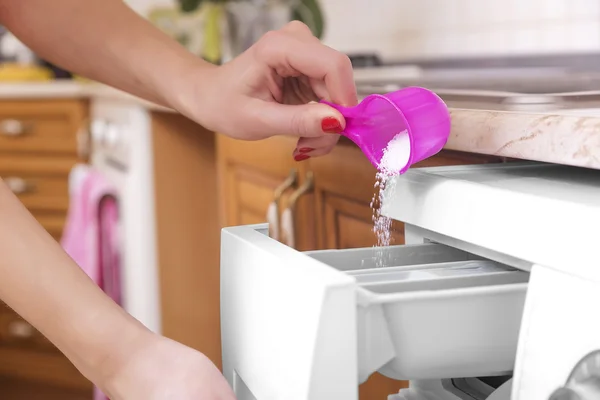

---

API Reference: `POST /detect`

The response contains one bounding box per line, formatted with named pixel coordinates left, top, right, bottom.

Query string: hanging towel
left=61, top=164, right=122, bottom=400
left=61, top=164, right=96, bottom=280
left=97, top=193, right=121, bottom=306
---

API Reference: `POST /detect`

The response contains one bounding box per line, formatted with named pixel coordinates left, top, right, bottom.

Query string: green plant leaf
left=178, top=0, right=204, bottom=13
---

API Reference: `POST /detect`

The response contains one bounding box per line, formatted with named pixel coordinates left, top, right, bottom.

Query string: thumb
left=250, top=101, right=345, bottom=138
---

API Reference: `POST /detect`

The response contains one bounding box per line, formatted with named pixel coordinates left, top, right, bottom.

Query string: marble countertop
left=449, top=108, right=600, bottom=170
left=0, top=81, right=599, bottom=170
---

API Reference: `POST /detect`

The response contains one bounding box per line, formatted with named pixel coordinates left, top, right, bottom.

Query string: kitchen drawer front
left=0, top=155, right=75, bottom=213
left=35, top=212, right=67, bottom=240
left=3, top=174, right=69, bottom=212
left=0, top=307, right=57, bottom=353
left=221, top=224, right=528, bottom=400
left=0, top=304, right=90, bottom=391
left=0, top=100, right=86, bottom=155
left=0, top=345, right=90, bottom=390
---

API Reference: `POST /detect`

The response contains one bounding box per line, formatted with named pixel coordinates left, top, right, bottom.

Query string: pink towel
left=61, top=164, right=121, bottom=400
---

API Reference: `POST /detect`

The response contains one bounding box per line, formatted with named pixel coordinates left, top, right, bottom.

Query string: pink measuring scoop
left=322, top=86, right=451, bottom=174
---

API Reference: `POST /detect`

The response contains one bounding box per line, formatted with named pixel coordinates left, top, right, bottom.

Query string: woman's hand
left=2, top=3, right=356, bottom=159
left=175, top=21, right=359, bottom=160
left=100, top=333, right=235, bottom=400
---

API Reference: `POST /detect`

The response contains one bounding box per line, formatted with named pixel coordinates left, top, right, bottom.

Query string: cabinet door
left=306, top=141, right=400, bottom=250
left=216, top=135, right=316, bottom=250
left=307, top=141, right=503, bottom=399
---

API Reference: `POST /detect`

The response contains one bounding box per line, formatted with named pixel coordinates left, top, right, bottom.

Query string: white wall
left=320, top=0, right=600, bottom=60
left=126, top=0, right=600, bottom=61
left=125, top=0, right=174, bottom=15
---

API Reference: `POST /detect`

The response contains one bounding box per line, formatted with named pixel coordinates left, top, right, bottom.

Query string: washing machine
left=220, top=162, right=600, bottom=400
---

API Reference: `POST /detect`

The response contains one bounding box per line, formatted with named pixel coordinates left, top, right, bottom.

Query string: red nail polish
left=298, top=147, right=314, bottom=153
left=294, top=154, right=310, bottom=162
left=321, top=117, right=342, bottom=133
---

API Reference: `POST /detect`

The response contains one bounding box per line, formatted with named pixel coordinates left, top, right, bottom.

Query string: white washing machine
left=87, top=97, right=162, bottom=334
left=220, top=162, right=600, bottom=400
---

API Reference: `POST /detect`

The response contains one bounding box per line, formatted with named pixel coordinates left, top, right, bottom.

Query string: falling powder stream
left=371, top=130, right=411, bottom=267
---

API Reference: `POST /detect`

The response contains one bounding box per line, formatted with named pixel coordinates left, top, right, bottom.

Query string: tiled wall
left=320, top=0, right=600, bottom=60
left=126, top=0, right=600, bottom=61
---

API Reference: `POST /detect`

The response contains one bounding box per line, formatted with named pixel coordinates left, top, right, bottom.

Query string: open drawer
left=221, top=224, right=528, bottom=400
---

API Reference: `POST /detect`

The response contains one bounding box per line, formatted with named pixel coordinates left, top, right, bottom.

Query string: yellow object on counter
left=0, top=63, right=53, bottom=81
left=72, top=75, right=92, bottom=82
left=203, top=3, right=222, bottom=64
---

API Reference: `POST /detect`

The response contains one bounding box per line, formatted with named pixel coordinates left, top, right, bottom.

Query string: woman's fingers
left=244, top=99, right=344, bottom=139
left=253, top=23, right=358, bottom=107
left=292, top=134, right=340, bottom=161
left=280, top=20, right=317, bottom=39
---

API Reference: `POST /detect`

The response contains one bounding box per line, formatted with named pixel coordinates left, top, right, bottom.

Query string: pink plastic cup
left=322, top=86, right=451, bottom=174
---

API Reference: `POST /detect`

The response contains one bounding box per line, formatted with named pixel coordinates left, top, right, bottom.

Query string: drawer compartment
left=308, top=246, right=528, bottom=382
left=220, top=224, right=529, bottom=400
left=354, top=266, right=527, bottom=382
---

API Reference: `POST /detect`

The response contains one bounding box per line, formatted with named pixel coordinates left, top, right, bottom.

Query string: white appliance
left=220, top=162, right=600, bottom=400
left=88, top=98, right=162, bottom=334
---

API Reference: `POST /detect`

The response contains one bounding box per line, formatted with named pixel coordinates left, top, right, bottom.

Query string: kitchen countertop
left=0, top=81, right=174, bottom=112
left=449, top=108, right=600, bottom=170
left=0, top=81, right=599, bottom=170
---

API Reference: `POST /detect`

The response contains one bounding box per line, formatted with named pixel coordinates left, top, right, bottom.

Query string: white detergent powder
left=378, top=131, right=411, bottom=177
left=371, top=130, right=411, bottom=267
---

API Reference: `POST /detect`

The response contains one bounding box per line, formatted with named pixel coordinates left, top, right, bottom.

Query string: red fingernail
left=298, top=147, right=314, bottom=153
left=294, top=154, right=310, bottom=162
left=321, top=117, right=343, bottom=133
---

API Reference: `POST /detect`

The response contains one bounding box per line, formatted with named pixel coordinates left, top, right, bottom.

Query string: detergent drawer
left=349, top=260, right=527, bottom=382
left=220, top=225, right=528, bottom=400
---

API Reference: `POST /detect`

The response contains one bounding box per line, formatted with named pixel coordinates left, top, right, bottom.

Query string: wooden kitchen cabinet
left=216, top=135, right=503, bottom=399
left=151, top=112, right=224, bottom=368
left=217, top=135, right=300, bottom=226
left=0, top=99, right=92, bottom=399
left=0, top=106, right=225, bottom=400
left=308, top=140, right=405, bottom=250
left=217, top=134, right=318, bottom=251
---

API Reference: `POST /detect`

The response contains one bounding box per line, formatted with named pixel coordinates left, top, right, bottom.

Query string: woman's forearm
left=0, top=0, right=213, bottom=108
left=0, top=181, right=148, bottom=382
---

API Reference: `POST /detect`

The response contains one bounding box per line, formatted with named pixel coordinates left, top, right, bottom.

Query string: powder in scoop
left=371, top=130, right=411, bottom=267
left=378, top=130, right=411, bottom=176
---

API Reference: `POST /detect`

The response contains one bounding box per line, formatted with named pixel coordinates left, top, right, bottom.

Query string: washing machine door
left=547, top=350, right=600, bottom=400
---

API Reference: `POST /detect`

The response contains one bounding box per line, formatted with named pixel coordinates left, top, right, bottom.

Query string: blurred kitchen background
left=0, top=0, right=599, bottom=399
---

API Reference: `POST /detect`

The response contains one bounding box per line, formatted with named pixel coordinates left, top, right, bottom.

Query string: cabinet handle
left=287, top=172, right=313, bottom=210
left=281, top=172, right=314, bottom=248
left=0, top=119, right=32, bottom=137
left=274, top=169, right=298, bottom=203
left=7, top=320, right=34, bottom=339
left=4, top=177, right=35, bottom=194
left=267, top=169, right=297, bottom=240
